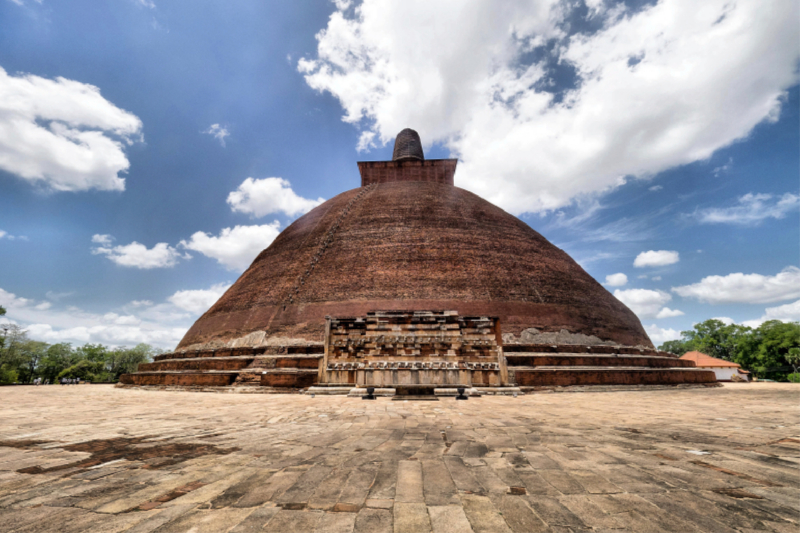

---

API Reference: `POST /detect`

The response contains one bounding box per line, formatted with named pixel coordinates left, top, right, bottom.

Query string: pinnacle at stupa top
left=358, top=127, right=457, bottom=187
left=392, top=128, right=424, bottom=161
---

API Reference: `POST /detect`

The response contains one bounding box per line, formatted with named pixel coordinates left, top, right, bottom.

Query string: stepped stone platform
left=120, top=338, right=717, bottom=393
left=120, top=345, right=325, bottom=391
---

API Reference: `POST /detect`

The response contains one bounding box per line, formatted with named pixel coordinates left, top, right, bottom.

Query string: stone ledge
left=519, top=382, right=723, bottom=393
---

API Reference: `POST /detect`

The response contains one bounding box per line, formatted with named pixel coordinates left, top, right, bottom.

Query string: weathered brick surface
left=514, top=368, right=717, bottom=387
left=505, top=355, right=696, bottom=368
left=358, top=159, right=457, bottom=186
left=261, top=371, right=318, bottom=388
left=138, top=359, right=254, bottom=372
left=125, top=373, right=237, bottom=387
left=178, top=181, right=651, bottom=349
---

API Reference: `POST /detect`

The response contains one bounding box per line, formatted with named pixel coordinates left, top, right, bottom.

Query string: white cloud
left=300, top=0, right=799, bottom=215
left=673, top=266, right=800, bottom=304
left=0, top=66, right=143, bottom=192
left=644, top=324, right=682, bottom=345
left=168, top=282, right=231, bottom=314
left=694, top=192, right=799, bottom=225
left=651, top=276, right=662, bottom=281
left=91, top=233, right=113, bottom=245
left=712, top=316, right=735, bottom=325
left=634, top=250, right=679, bottom=268
left=92, top=238, right=184, bottom=269
left=0, top=281, right=237, bottom=349
left=712, top=158, right=732, bottom=177
left=649, top=185, right=663, bottom=192
left=203, top=123, right=230, bottom=147
left=134, top=0, right=156, bottom=8
left=605, top=273, right=628, bottom=287
left=614, top=288, right=673, bottom=319
left=0, top=287, right=31, bottom=309
left=761, top=300, right=800, bottom=322
left=24, top=322, right=184, bottom=348
left=180, top=223, right=281, bottom=271
left=227, top=177, right=324, bottom=218
left=655, top=307, right=684, bottom=319
left=0, top=230, right=27, bottom=241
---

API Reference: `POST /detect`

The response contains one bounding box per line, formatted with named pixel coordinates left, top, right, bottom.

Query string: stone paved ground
left=0, top=384, right=798, bottom=533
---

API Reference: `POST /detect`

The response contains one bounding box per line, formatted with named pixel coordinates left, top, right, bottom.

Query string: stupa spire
left=392, top=128, right=424, bottom=162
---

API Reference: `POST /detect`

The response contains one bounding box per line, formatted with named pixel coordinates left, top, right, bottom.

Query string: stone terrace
left=0, top=384, right=798, bottom=533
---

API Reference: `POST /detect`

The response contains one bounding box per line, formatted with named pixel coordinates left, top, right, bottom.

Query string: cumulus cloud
left=168, top=282, right=231, bottom=314
left=694, top=192, right=799, bottom=225
left=0, top=287, right=31, bottom=309
left=605, top=273, right=628, bottom=287
left=91, top=233, right=113, bottom=245
left=227, top=177, right=324, bottom=218
left=299, top=0, right=799, bottom=215
left=614, top=288, right=681, bottom=319
left=673, top=266, right=800, bottom=304
left=0, top=66, right=143, bottom=191
left=92, top=237, right=185, bottom=269
left=645, top=324, right=682, bottom=345
left=634, top=250, right=679, bottom=268
left=0, top=281, right=234, bottom=348
left=655, top=307, right=684, bottom=319
left=180, top=223, right=281, bottom=271
left=742, top=300, right=800, bottom=328
left=203, top=124, right=230, bottom=147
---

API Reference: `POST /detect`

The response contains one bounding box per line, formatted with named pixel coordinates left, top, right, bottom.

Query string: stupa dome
left=178, top=141, right=651, bottom=350
left=123, top=129, right=717, bottom=392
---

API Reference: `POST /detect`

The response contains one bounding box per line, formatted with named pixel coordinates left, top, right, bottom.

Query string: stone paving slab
left=0, top=384, right=797, bottom=532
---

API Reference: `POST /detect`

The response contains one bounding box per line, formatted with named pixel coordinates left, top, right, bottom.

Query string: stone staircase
left=504, top=344, right=718, bottom=390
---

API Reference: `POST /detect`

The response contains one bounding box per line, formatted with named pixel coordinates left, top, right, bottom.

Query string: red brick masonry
left=178, top=182, right=652, bottom=349
left=358, top=159, right=457, bottom=186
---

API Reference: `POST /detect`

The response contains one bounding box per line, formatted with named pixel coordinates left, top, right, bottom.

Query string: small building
left=680, top=351, right=750, bottom=382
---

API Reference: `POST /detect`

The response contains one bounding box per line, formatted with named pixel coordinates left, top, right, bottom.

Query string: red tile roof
left=680, top=351, right=740, bottom=368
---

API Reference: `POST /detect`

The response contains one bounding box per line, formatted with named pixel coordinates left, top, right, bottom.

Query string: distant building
left=680, top=351, right=750, bottom=382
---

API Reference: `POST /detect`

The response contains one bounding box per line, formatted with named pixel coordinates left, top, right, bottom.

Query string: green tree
left=106, top=343, right=158, bottom=381
left=0, top=324, right=29, bottom=384
left=682, top=319, right=752, bottom=361
left=658, top=339, right=692, bottom=356
left=39, top=343, right=79, bottom=383
left=57, top=359, right=105, bottom=382
left=16, top=340, right=48, bottom=383
left=744, top=321, right=800, bottom=381
left=787, top=347, right=800, bottom=374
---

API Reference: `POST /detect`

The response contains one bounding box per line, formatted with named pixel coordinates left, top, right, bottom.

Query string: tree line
left=659, top=319, right=800, bottom=382
left=0, top=306, right=160, bottom=384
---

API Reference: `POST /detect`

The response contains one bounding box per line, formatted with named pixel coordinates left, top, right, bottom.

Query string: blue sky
left=0, top=0, right=797, bottom=348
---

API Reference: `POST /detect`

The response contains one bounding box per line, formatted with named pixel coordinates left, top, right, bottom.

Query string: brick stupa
left=121, top=129, right=716, bottom=394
